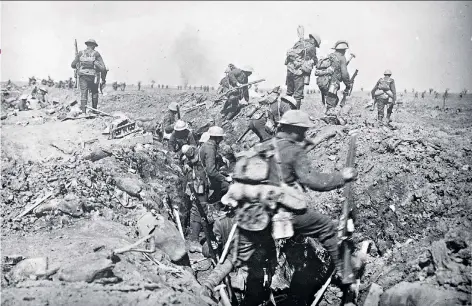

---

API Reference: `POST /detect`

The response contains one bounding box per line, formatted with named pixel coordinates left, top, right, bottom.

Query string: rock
left=83, top=148, right=112, bottom=162
left=9, top=257, right=48, bottom=283
left=116, top=134, right=153, bottom=148
left=57, top=194, right=83, bottom=217
left=114, top=176, right=144, bottom=197
left=379, top=282, right=463, bottom=306
left=363, top=283, right=383, bottom=306
left=57, top=253, right=114, bottom=283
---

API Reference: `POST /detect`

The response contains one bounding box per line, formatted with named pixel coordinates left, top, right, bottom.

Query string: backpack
left=378, top=77, right=392, bottom=91
left=229, top=138, right=307, bottom=212
left=316, top=53, right=340, bottom=93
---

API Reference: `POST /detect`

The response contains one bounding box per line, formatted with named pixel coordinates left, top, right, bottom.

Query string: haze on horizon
left=1, top=1, right=471, bottom=92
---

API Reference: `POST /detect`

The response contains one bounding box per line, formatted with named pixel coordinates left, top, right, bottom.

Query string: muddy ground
left=1, top=84, right=471, bottom=306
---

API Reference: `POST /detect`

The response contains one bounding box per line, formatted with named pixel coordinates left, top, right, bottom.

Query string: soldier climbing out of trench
left=71, top=39, right=107, bottom=114
left=248, top=93, right=298, bottom=142
left=200, top=110, right=359, bottom=306
left=160, top=102, right=180, bottom=141
left=221, top=66, right=254, bottom=120
left=371, top=69, right=397, bottom=126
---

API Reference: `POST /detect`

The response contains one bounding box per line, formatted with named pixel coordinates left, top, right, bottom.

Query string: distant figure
left=434, top=91, right=439, bottom=99
left=71, top=38, right=107, bottom=113
left=137, top=81, right=141, bottom=91
left=166, top=85, right=168, bottom=89
left=421, top=91, right=425, bottom=99
left=112, top=81, right=118, bottom=91
left=286, top=32, right=320, bottom=109
left=371, top=69, right=396, bottom=125
left=120, top=82, right=126, bottom=91
left=415, top=92, right=418, bottom=99
left=68, top=77, right=74, bottom=89
left=29, top=77, right=37, bottom=86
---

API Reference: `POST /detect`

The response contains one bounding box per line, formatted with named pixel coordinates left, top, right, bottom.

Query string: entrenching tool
left=338, top=133, right=358, bottom=285
left=112, top=234, right=155, bottom=255
left=346, top=53, right=356, bottom=66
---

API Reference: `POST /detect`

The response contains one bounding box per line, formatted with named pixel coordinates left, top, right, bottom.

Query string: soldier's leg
left=249, top=118, right=272, bottom=142
left=90, top=80, right=100, bottom=110
left=286, top=72, right=295, bottom=97
left=79, top=76, right=89, bottom=113
left=293, top=75, right=305, bottom=109
left=292, top=207, right=342, bottom=275
left=386, top=102, right=394, bottom=122
left=225, top=97, right=241, bottom=120
left=377, top=99, right=386, bottom=122
left=325, top=92, right=339, bottom=115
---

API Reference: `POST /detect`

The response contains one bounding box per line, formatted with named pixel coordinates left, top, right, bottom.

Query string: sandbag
left=152, top=215, right=187, bottom=262
left=114, top=176, right=143, bottom=197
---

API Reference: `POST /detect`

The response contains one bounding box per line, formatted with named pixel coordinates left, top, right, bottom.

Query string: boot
left=80, top=100, right=87, bottom=114
left=296, top=99, right=302, bottom=110
left=91, top=94, right=99, bottom=113
left=386, top=113, right=392, bottom=123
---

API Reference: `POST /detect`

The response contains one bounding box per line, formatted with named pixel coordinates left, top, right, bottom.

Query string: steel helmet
left=309, top=33, right=321, bottom=47
left=384, top=69, right=392, bottom=75
left=168, top=102, right=179, bottom=112
left=280, top=96, right=297, bottom=108
left=208, top=126, right=226, bottom=137
left=174, top=120, right=188, bottom=131
left=199, top=132, right=210, bottom=143
left=242, top=66, right=254, bottom=73
left=85, top=39, right=98, bottom=47
left=19, top=94, right=28, bottom=100
left=332, top=40, right=349, bottom=50
left=39, top=87, right=48, bottom=93
left=278, top=110, right=315, bottom=128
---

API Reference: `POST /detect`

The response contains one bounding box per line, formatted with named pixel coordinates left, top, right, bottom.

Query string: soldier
left=434, top=91, right=439, bottom=99
left=421, top=91, right=425, bottom=99
left=38, top=87, right=48, bottom=104
left=112, top=81, right=118, bottom=91
left=71, top=39, right=107, bottom=113
left=162, top=102, right=180, bottom=135
left=121, top=82, right=126, bottom=91
left=201, top=110, right=358, bottom=305
left=199, top=126, right=230, bottom=203
left=29, top=77, right=36, bottom=86
left=221, top=66, right=254, bottom=120
left=168, top=120, right=197, bottom=153
left=137, top=81, right=141, bottom=91
left=371, top=69, right=397, bottom=125
left=316, top=40, right=351, bottom=116
left=285, top=33, right=321, bottom=109
left=248, top=94, right=297, bottom=142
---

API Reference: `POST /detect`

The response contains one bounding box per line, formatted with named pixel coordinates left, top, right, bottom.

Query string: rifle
left=340, top=69, right=358, bottom=108
left=74, top=39, right=79, bottom=89
left=236, top=127, right=252, bottom=143
left=182, top=101, right=206, bottom=113
left=187, top=183, right=236, bottom=302
left=214, top=79, right=266, bottom=103
left=338, top=135, right=357, bottom=285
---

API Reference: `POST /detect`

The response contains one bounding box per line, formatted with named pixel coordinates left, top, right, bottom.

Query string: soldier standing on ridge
left=285, top=32, right=320, bottom=109
left=71, top=39, right=107, bottom=113
left=371, top=69, right=397, bottom=125
left=221, top=66, right=253, bottom=120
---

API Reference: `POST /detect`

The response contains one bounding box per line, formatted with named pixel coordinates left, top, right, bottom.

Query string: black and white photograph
left=1, top=1, right=471, bottom=306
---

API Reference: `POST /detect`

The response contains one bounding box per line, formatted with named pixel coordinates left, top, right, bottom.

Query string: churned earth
left=1, top=83, right=471, bottom=306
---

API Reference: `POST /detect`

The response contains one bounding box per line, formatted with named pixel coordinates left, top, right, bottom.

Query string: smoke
left=171, top=25, right=217, bottom=87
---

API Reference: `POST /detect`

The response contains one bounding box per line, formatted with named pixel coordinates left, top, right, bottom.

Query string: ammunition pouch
left=78, top=68, right=97, bottom=77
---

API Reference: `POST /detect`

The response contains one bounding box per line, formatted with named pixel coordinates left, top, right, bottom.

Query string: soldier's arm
left=340, top=57, right=351, bottom=87
left=295, top=152, right=346, bottom=191
left=203, top=147, right=226, bottom=181
left=168, top=134, right=176, bottom=151
left=371, top=81, right=379, bottom=99
left=71, top=51, right=81, bottom=69
left=390, top=80, right=397, bottom=102
left=228, top=71, right=239, bottom=87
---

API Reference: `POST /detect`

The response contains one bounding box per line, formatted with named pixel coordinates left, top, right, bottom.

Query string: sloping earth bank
left=2, top=85, right=471, bottom=305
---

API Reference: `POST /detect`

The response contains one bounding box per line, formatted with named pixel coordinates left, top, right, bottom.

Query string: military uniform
left=202, top=111, right=356, bottom=305
left=371, top=70, right=396, bottom=123
left=162, top=110, right=179, bottom=134
left=285, top=34, right=320, bottom=109
left=168, top=130, right=196, bottom=152
left=199, top=138, right=229, bottom=202
left=249, top=95, right=296, bottom=142
left=320, top=51, right=350, bottom=113
left=71, top=39, right=107, bottom=113
left=221, top=67, right=252, bottom=120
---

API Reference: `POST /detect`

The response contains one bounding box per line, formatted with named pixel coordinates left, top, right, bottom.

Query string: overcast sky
left=1, top=1, right=471, bottom=92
